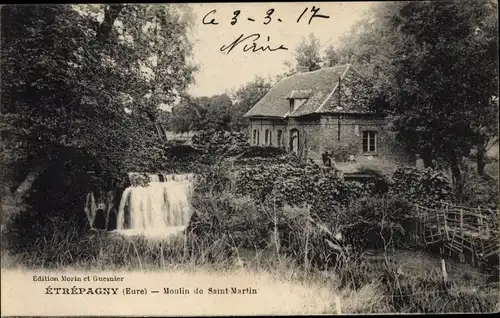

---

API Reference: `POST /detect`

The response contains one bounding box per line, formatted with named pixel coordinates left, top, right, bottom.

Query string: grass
left=1, top=178, right=498, bottom=314
left=1, top=221, right=498, bottom=314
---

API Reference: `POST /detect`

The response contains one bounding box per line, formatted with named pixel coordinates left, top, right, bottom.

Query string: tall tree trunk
left=96, top=5, right=124, bottom=42
left=449, top=152, right=463, bottom=194
left=476, top=147, right=486, bottom=177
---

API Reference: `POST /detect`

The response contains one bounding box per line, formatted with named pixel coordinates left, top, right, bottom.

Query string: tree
left=294, top=33, right=322, bottom=71
left=168, top=94, right=233, bottom=132
left=229, top=76, right=272, bottom=131
left=323, top=44, right=340, bottom=67
left=0, top=4, right=197, bottom=218
left=337, top=1, right=499, bottom=188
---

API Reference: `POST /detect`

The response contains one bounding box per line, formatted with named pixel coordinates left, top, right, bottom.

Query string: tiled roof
left=244, top=65, right=349, bottom=118
left=285, top=89, right=312, bottom=99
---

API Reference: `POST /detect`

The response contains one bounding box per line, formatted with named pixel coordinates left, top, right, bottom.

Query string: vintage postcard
left=1, top=1, right=499, bottom=316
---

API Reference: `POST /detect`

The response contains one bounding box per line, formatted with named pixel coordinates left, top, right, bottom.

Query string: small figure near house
left=322, top=151, right=337, bottom=169
left=348, top=154, right=356, bottom=163
left=321, top=151, right=328, bottom=166
left=322, top=151, right=332, bottom=167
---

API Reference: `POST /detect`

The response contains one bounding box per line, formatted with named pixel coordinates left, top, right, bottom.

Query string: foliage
left=459, top=164, right=499, bottom=209
left=0, top=4, right=197, bottom=219
left=337, top=71, right=379, bottom=113
left=189, top=192, right=271, bottom=250
left=390, top=166, right=453, bottom=208
left=168, top=76, right=273, bottom=133
left=274, top=205, right=349, bottom=271
left=160, top=144, right=205, bottom=173
left=323, top=44, right=340, bottom=67
left=237, top=146, right=287, bottom=158
left=341, top=195, right=417, bottom=249
left=233, top=153, right=297, bottom=166
left=191, top=129, right=248, bottom=164
left=328, top=143, right=359, bottom=163
left=294, top=33, right=322, bottom=71
left=338, top=0, right=499, bottom=182
left=229, top=76, right=273, bottom=131
left=235, top=162, right=372, bottom=218
left=168, top=94, right=233, bottom=133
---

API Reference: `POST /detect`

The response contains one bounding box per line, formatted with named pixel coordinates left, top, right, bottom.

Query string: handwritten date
left=203, top=6, right=329, bottom=26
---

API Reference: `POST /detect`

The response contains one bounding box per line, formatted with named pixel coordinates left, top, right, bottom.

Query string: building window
left=277, top=130, right=283, bottom=147
left=264, top=129, right=272, bottom=146
left=290, top=129, right=299, bottom=154
left=252, top=129, right=260, bottom=145
left=363, top=131, right=377, bottom=153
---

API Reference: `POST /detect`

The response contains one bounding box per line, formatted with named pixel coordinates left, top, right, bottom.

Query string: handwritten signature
left=220, top=33, right=288, bottom=54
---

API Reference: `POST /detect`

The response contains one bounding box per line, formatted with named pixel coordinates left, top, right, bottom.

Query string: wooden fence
left=414, top=203, right=499, bottom=266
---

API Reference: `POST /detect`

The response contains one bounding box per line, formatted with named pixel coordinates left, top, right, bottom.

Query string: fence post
left=460, top=208, right=465, bottom=263
left=441, top=258, right=448, bottom=285
left=304, top=206, right=310, bottom=273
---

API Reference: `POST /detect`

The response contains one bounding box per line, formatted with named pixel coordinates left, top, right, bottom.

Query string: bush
left=459, top=164, right=499, bottom=209
left=276, top=204, right=356, bottom=271
left=340, top=195, right=417, bottom=249
left=188, top=192, right=271, bottom=251
left=187, top=189, right=354, bottom=271
left=194, top=161, right=235, bottom=193
left=233, top=152, right=300, bottom=166
left=390, top=166, right=453, bottom=208
left=237, top=146, right=287, bottom=159
left=192, top=129, right=248, bottom=164
left=235, top=162, right=372, bottom=225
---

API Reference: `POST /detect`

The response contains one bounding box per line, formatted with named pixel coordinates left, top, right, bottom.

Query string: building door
left=290, top=129, right=299, bottom=154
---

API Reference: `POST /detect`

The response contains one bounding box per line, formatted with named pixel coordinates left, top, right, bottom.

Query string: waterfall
left=115, top=173, right=195, bottom=238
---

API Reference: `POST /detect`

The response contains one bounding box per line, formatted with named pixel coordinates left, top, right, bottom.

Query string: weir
left=114, top=173, right=196, bottom=238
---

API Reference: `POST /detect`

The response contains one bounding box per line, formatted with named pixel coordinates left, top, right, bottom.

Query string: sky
left=186, top=2, right=374, bottom=97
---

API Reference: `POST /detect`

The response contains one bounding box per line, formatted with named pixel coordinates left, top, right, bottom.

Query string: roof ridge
left=287, top=64, right=351, bottom=117
left=313, top=64, right=351, bottom=113
left=293, top=64, right=350, bottom=75
left=245, top=64, right=357, bottom=118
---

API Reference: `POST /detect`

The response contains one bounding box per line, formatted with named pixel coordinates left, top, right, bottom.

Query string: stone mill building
left=243, top=64, right=414, bottom=175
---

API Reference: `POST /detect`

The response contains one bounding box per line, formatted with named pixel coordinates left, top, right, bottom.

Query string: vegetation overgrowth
left=2, top=147, right=499, bottom=313
left=1, top=1, right=499, bottom=314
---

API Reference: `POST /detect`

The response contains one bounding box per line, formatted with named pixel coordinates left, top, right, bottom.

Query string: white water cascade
left=115, top=173, right=196, bottom=238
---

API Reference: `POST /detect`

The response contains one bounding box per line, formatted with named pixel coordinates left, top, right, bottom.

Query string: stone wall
left=248, top=115, right=414, bottom=170
left=248, top=118, right=287, bottom=148
left=316, top=114, right=414, bottom=173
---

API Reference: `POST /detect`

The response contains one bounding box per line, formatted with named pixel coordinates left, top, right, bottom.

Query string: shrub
left=237, top=146, right=287, bottom=159
left=233, top=152, right=300, bottom=166
left=188, top=192, right=271, bottom=251
left=187, top=188, right=356, bottom=271
left=236, top=162, right=371, bottom=207
left=192, top=129, right=248, bottom=164
left=276, top=204, right=354, bottom=271
left=390, top=166, right=453, bottom=208
left=195, top=161, right=235, bottom=193
left=341, top=195, right=417, bottom=249
left=459, top=164, right=499, bottom=209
